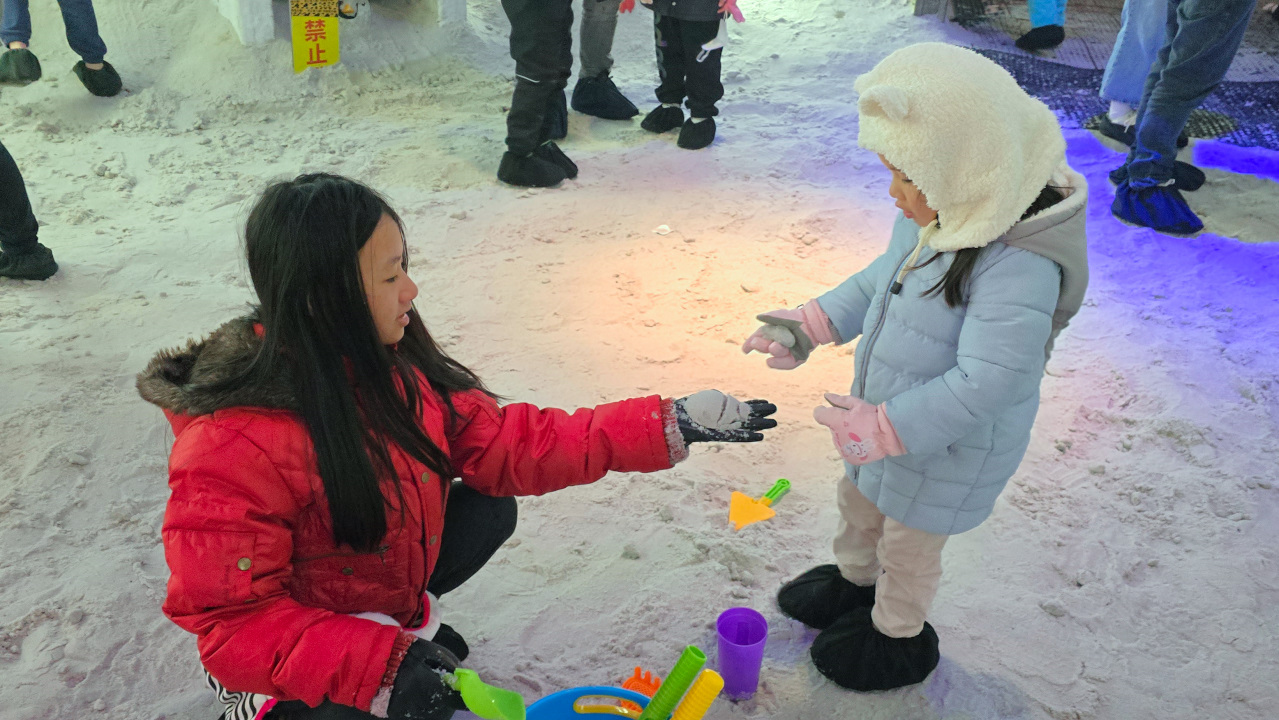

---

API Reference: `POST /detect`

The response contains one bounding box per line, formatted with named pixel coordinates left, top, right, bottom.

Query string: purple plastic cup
left=716, top=607, right=769, bottom=700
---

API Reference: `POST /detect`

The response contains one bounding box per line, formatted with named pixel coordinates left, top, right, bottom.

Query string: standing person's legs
left=0, top=0, right=42, bottom=86
left=1114, top=0, right=1255, bottom=233
left=0, top=140, right=57, bottom=280
left=810, top=484, right=948, bottom=691
left=55, top=0, right=108, bottom=63
left=832, top=478, right=885, bottom=586
left=1, top=0, right=33, bottom=47
left=640, top=11, right=687, bottom=133
left=579, top=0, right=621, bottom=79
left=1017, top=0, right=1067, bottom=49
left=1101, top=0, right=1169, bottom=111
left=572, top=0, right=638, bottom=119
left=499, top=0, right=575, bottom=185
left=674, top=17, right=722, bottom=149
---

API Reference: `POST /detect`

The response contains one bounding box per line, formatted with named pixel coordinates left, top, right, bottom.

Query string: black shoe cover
left=1015, top=25, right=1065, bottom=51
left=677, top=117, right=716, bottom=150
left=533, top=141, right=578, bottom=179
left=0, top=242, right=58, bottom=280
left=641, top=105, right=684, bottom=134
left=497, top=151, right=566, bottom=188
left=73, top=60, right=122, bottom=97
left=571, top=74, right=639, bottom=120
left=0, top=48, right=41, bottom=85
left=433, top=623, right=469, bottom=663
left=1111, top=181, right=1203, bottom=235
left=777, top=564, right=876, bottom=630
left=811, top=607, right=940, bottom=692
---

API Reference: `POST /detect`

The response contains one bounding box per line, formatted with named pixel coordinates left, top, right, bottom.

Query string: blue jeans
left=1125, top=0, right=1255, bottom=186
left=1, top=0, right=108, bottom=64
left=1029, top=0, right=1068, bottom=27
left=1100, top=0, right=1168, bottom=105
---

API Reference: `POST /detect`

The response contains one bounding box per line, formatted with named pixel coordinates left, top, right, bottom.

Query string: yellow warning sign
left=290, top=0, right=339, bottom=73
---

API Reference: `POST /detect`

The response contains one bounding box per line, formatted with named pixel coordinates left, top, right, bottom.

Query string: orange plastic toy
left=619, top=667, right=662, bottom=713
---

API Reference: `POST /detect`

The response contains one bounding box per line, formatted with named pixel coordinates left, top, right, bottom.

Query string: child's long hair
left=237, top=173, right=490, bottom=552
left=919, top=184, right=1065, bottom=308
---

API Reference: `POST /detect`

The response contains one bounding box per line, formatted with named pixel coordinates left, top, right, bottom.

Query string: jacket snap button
left=421, top=472, right=430, bottom=483
left=428, top=535, right=438, bottom=546
left=341, top=567, right=354, bottom=575
left=237, top=557, right=252, bottom=571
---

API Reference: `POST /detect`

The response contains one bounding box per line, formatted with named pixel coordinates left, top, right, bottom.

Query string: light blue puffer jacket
left=818, top=191, right=1086, bottom=535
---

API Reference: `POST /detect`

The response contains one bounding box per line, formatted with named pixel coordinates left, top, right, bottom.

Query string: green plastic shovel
left=445, top=669, right=526, bottom=720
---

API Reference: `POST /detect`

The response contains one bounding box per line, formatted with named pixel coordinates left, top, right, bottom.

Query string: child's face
left=358, top=214, right=419, bottom=345
left=879, top=154, right=938, bottom=228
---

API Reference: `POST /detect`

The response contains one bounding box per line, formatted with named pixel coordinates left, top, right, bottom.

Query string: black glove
left=387, top=640, right=468, bottom=720
left=675, top=390, right=778, bottom=444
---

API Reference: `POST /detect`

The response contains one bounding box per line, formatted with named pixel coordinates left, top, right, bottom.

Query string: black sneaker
left=0, top=242, right=58, bottom=280
left=1015, top=25, right=1065, bottom=51
left=811, top=607, right=940, bottom=692
left=73, top=60, right=122, bottom=97
left=641, top=105, right=684, bottom=134
left=0, top=48, right=42, bottom=86
left=571, top=74, right=639, bottom=120
left=497, top=151, right=566, bottom=188
left=532, top=141, right=577, bottom=179
left=432, top=623, right=469, bottom=663
left=543, top=90, right=568, bottom=141
left=777, top=564, right=876, bottom=630
left=676, top=117, right=716, bottom=149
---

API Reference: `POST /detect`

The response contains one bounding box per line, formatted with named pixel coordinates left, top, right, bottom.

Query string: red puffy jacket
left=138, top=318, right=678, bottom=711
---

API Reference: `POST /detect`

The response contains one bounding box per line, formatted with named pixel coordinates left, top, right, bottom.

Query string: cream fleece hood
left=855, top=43, right=1067, bottom=252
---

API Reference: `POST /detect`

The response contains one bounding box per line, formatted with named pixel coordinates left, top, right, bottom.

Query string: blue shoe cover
left=1111, top=181, right=1204, bottom=235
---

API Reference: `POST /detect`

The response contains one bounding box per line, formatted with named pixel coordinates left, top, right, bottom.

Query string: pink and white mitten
left=812, top=393, right=905, bottom=465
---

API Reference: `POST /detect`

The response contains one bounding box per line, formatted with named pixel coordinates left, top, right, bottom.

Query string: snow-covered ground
left=1, top=1, right=1277, bottom=718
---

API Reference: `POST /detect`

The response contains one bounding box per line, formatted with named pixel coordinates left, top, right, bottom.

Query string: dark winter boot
left=777, top=564, right=877, bottom=630
left=810, top=607, right=940, bottom=692
left=432, top=623, right=469, bottom=662
left=677, top=117, right=716, bottom=150
left=641, top=105, right=684, bottom=134
left=542, top=89, right=568, bottom=141
left=497, top=151, right=566, bottom=188
left=571, top=74, right=639, bottom=120
left=1109, top=161, right=1204, bottom=191
left=1015, top=25, right=1065, bottom=51
left=0, top=48, right=42, bottom=86
left=1111, top=181, right=1203, bottom=235
left=0, top=242, right=58, bottom=280
left=532, top=141, right=578, bottom=179
left=73, top=60, right=122, bottom=97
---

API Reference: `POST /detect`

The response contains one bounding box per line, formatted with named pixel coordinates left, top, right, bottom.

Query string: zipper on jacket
left=857, top=249, right=915, bottom=399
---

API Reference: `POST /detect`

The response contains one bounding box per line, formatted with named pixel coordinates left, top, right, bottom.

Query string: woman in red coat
left=137, top=173, right=776, bottom=720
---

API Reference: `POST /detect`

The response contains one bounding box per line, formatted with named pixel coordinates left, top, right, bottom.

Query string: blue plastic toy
left=526, top=686, right=651, bottom=719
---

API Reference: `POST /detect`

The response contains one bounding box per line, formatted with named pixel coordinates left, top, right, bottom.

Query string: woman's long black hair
left=241, top=173, right=490, bottom=552
left=917, top=184, right=1065, bottom=308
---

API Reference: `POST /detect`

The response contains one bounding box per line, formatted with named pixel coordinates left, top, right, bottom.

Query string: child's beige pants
left=833, top=478, right=949, bottom=639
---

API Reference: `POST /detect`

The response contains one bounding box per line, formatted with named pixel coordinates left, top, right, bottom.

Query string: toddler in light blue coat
left=742, top=43, right=1089, bottom=692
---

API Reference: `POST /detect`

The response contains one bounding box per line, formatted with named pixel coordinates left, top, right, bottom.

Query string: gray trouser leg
left=579, top=0, right=622, bottom=79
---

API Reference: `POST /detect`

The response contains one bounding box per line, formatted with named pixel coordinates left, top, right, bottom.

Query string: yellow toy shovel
left=729, top=479, right=790, bottom=531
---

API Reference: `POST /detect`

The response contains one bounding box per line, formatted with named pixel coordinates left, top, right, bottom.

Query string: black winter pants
left=501, top=0, right=574, bottom=155
left=266, top=484, right=518, bottom=720
left=0, top=139, right=39, bottom=256
left=653, top=12, right=723, bottom=119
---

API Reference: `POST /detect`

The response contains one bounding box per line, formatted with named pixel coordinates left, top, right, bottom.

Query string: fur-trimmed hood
left=854, top=43, right=1067, bottom=252
left=136, top=316, right=298, bottom=416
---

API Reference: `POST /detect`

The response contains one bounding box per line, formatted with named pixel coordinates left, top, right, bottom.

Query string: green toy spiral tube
left=636, top=646, right=706, bottom=720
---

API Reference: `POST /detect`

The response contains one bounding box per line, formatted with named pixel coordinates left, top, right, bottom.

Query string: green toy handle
left=762, top=479, right=790, bottom=505
left=636, top=646, right=706, bottom=720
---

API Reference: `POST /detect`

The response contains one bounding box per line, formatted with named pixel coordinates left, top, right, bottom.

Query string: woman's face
left=358, top=214, right=419, bottom=345
left=879, top=154, right=938, bottom=227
